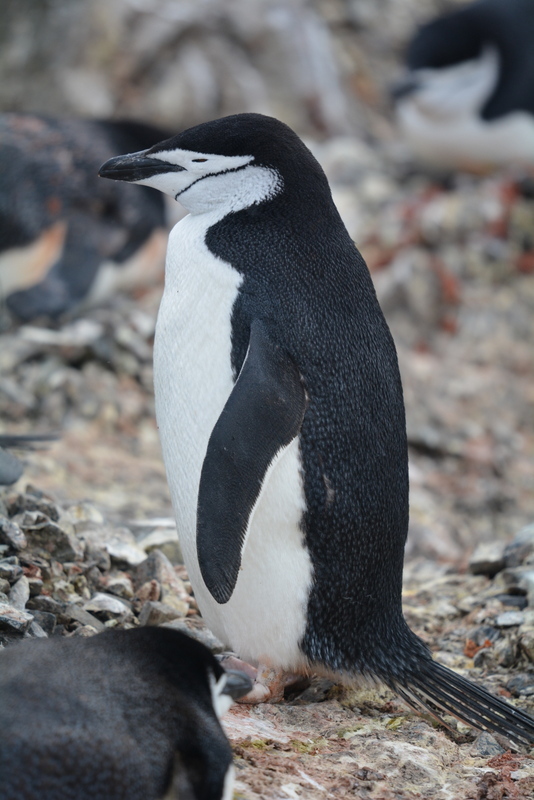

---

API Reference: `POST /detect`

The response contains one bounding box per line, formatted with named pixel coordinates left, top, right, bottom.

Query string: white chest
left=154, top=213, right=241, bottom=541
left=153, top=212, right=312, bottom=669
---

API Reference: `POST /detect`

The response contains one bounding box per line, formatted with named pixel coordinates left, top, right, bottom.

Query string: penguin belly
left=154, top=215, right=313, bottom=670
left=398, top=101, right=534, bottom=166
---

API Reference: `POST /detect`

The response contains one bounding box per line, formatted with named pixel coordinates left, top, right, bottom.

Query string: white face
left=133, top=147, right=283, bottom=216
left=406, top=46, right=499, bottom=120
left=209, top=671, right=234, bottom=719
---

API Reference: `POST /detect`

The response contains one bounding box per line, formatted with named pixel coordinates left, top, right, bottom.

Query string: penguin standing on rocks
left=0, top=627, right=251, bottom=800
left=100, top=113, right=534, bottom=745
left=393, top=0, right=534, bottom=168
left=0, top=114, right=170, bottom=321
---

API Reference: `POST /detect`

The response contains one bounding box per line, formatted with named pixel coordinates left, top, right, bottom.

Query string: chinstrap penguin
left=0, top=114, right=170, bottom=322
left=100, top=112, right=534, bottom=745
left=393, top=0, right=534, bottom=168
left=0, top=627, right=251, bottom=800
left=0, top=433, right=58, bottom=485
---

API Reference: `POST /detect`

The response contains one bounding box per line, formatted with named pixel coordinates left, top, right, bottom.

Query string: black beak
left=98, top=150, right=186, bottom=182
left=221, top=669, right=253, bottom=700
left=390, top=75, right=422, bottom=101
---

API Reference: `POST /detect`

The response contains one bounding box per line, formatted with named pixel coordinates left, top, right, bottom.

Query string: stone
left=102, top=574, right=134, bottom=600
left=0, top=517, right=27, bottom=551
left=0, top=578, right=10, bottom=594
left=26, top=595, right=65, bottom=616
left=495, top=611, right=524, bottom=628
left=5, top=491, right=60, bottom=521
left=469, top=732, right=505, bottom=757
left=493, top=638, right=517, bottom=668
left=504, top=524, right=534, bottom=568
left=27, top=577, right=44, bottom=596
left=519, top=628, right=534, bottom=662
left=506, top=673, right=534, bottom=696
left=106, top=538, right=146, bottom=568
left=67, top=501, right=105, bottom=531
left=69, top=624, right=99, bottom=637
left=83, top=592, right=133, bottom=622
left=135, top=550, right=189, bottom=607
left=0, top=602, right=33, bottom=634
left=0, top=561, right=23, bottom=583
left=29, top=609, right=57, bottom=636
left=13, top=511, right=84, bottom=561
left=85, top=542, right=111, bottom=572
left=64, top=603, right=105, bottom=632
left=468, top=542, right=506, bottom=577
left=8, top=576, right=30, bottom=610
left=496, top=568, right=534, bottom=606
left=138, top=526, right=183, bottom=564
left=139, top=600, right=188, bottom=626
left=29, top=620, right=48, bottom=638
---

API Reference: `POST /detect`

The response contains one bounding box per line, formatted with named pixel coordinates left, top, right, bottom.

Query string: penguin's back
left=204, top=191, right=410, bottom=673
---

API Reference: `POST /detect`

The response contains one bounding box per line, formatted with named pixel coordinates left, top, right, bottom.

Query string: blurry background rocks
left=0, top=0, right=443, bottom=137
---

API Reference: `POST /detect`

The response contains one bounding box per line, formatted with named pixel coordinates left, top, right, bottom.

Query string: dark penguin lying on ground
left=0, top=433, right=58, bottom=485
left=393, top=0, right=534, bottom=168
left=0, top=114, right=170, bottom=321
left=0, top=627, right=251, bottom=800
left=100, top=113, right=534, bottom=746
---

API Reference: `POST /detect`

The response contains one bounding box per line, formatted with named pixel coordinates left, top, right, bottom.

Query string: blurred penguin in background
left=393, top=0, right=534, bottom=169
left=0, top=433, right=58, bottom=485
left=0, top=627, right=252, bottom=800
left=0, top=114, right=172, bottom=322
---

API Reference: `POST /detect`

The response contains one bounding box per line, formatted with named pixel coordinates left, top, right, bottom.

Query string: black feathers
left=0, top=627, right=250, bottom=800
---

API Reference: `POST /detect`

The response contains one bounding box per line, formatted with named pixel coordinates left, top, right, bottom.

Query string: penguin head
left=99, top=113, right=329, bottom=214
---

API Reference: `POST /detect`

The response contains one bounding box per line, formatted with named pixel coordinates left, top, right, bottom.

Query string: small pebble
left=0, top=603, right=34, bottom=634
left=83, top=592, right=133, bottom=621
left=106, top=539, right=146, bottom=568
left=0, top=517, right=27, bottom=551
left=28, top=610, right=57, bottom=636
left=138, top=527, right=183, bottom=564
left=103, top=574, right=134, bottom=600
left=8, top=576, right=30, bottom=611
left=28, top=619, right=48, bottom=638
left=64, top=603, right=105, bottom=632
left=504, top=524, right=534, bottom=568
left=139, top=600, right=188, bottom=627
left=469, top=732, right=505, bottom=757
left=507, top=674, right=534, bottom=697
left=468, top=542, right=506, bottom=577
left=495, top=611, right=524, bottom=628
left=0, top=561, right=23, bottom=583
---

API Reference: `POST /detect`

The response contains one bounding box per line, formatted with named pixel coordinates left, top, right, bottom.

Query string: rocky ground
left=1, top=137, right=534, bottom=798
left=1, top=485, right=534, bottom=799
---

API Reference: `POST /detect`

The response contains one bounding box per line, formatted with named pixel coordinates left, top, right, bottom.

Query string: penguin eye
left=192, top=158, right=208, bottom=162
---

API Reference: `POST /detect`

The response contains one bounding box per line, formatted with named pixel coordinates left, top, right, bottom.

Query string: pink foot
left=219, top=655, right=307, bottom=704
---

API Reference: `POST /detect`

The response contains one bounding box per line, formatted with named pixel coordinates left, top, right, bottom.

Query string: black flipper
left=197, top=319, right=307, bottom=605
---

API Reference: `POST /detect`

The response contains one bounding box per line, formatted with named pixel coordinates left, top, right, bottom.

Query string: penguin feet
left=219, top=655, right=307, bottom=704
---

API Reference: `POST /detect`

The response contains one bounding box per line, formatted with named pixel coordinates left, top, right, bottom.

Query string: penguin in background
left=393, top=0, right=534, bottom=168
left=0, top=627, right=252, bottom=800
left=0, top=433, right=58, bottom=485
left=0, top=114, right=171, bottom=322
left=100, top=113, right=534, bottom=746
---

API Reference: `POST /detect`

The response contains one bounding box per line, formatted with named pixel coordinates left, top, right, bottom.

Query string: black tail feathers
left=394, top=659, right=534, bottom=747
